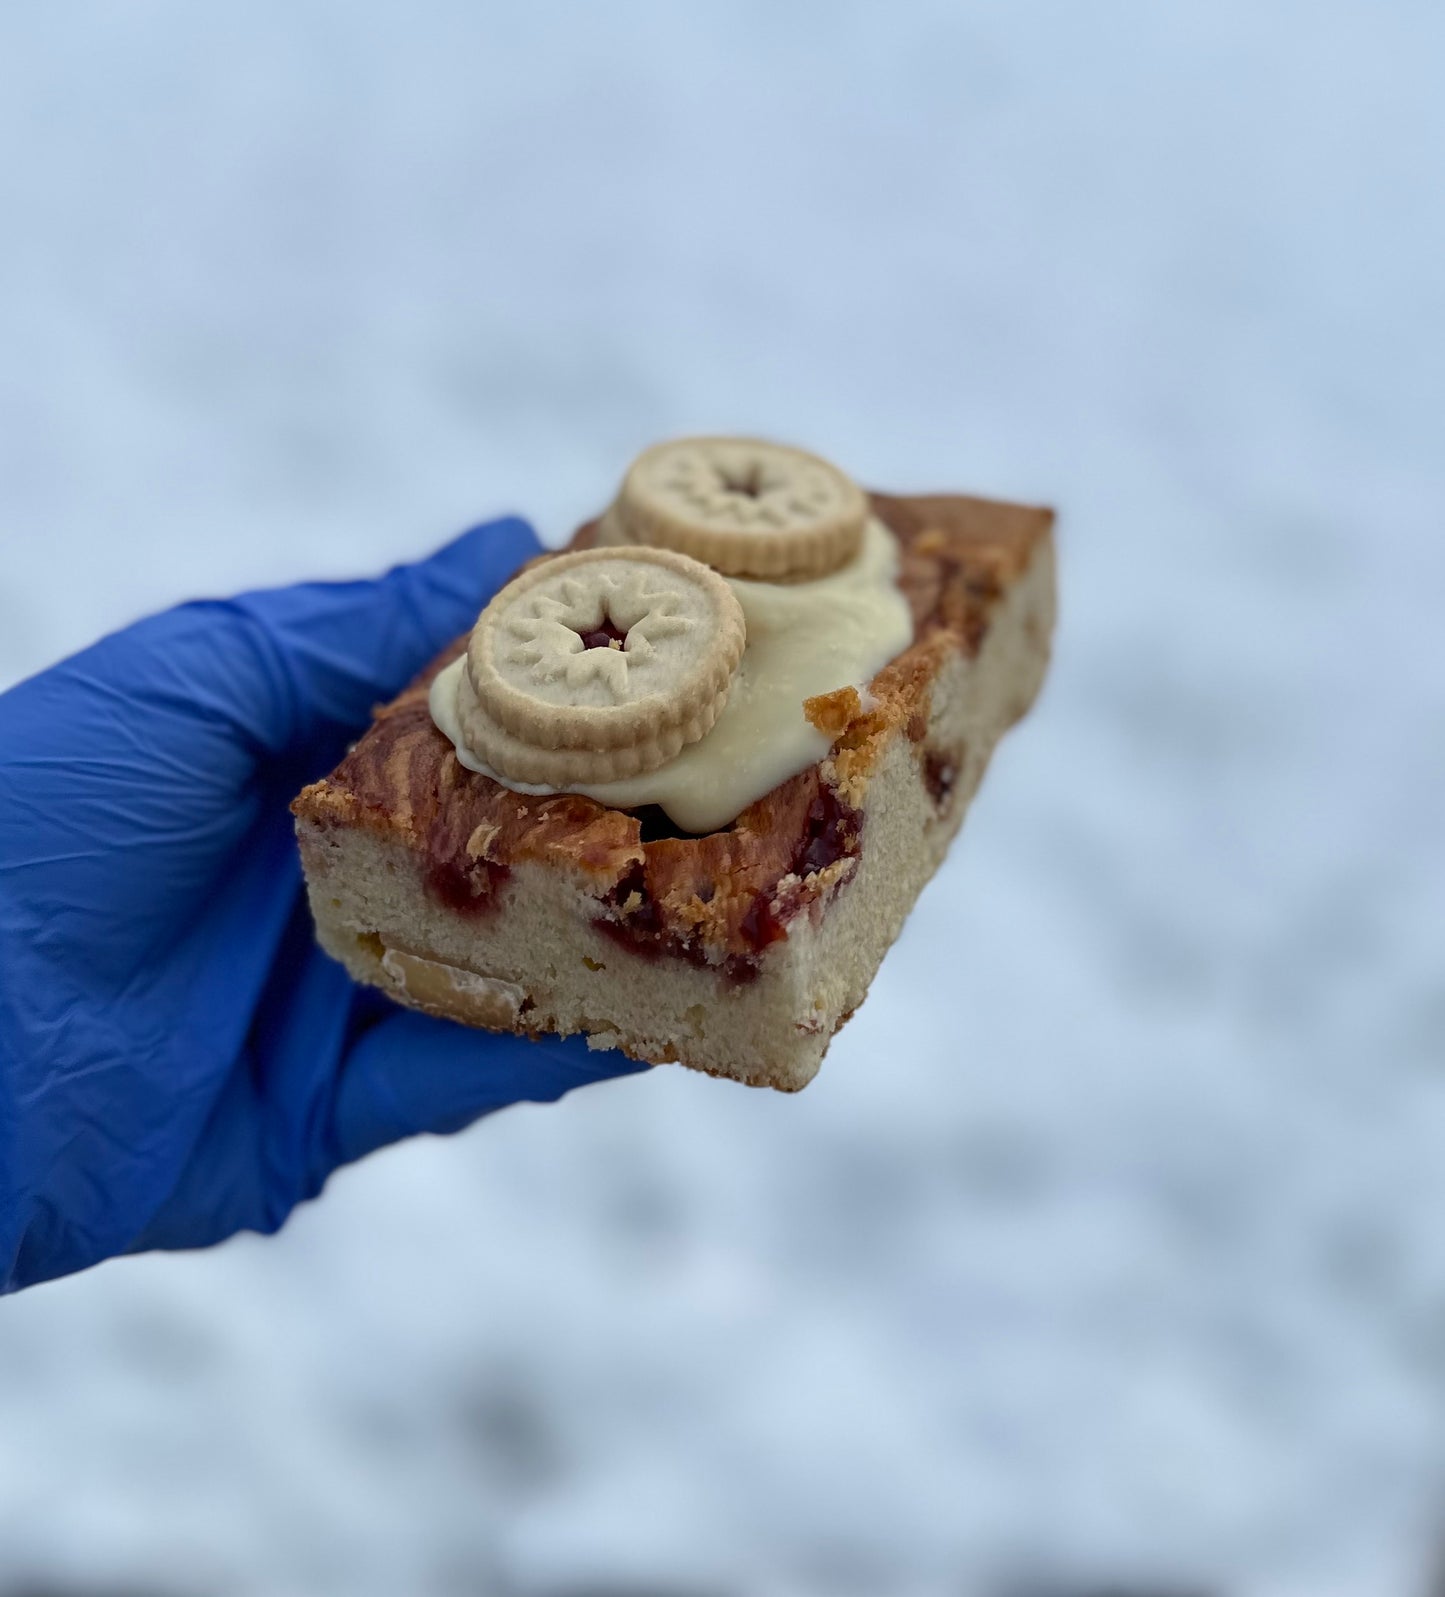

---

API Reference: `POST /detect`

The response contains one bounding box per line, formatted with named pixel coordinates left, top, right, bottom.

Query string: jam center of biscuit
left=575, top=615, right=630, bottom=652
left=717, top=461, right=767, bottom=500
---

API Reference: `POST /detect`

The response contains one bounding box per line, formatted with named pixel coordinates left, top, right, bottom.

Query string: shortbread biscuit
left=604, top=437, right=867, bottom=580
left=458, top=546, right=745, bottom=785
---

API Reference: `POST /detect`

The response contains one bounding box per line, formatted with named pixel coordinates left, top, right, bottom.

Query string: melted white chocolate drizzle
left=429, top=517, right=913, bottom=834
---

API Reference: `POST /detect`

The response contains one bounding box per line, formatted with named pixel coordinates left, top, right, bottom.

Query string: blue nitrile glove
left=0, top=519, right=646, bottom=1293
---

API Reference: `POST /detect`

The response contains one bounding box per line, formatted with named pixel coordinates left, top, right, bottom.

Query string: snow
left=1, top=2, right=1443, bottom=1593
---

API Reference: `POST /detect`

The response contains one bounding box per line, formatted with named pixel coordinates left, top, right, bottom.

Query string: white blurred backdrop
left=1, top=3, right=1443, bottom=1595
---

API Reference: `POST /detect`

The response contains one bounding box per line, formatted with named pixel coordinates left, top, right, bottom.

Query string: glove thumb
left=209, top=516, right=543, bottom=758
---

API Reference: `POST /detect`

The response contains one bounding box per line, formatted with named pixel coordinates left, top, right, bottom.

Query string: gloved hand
left=0, top=519, right=646, bottom=1293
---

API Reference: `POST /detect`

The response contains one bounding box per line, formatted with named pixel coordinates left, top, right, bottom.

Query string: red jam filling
left=794, top=783, right=861, bottom=878
left=576, top=616, right=629, bottom=651
left=425, top=856, right=511, bottom=917
left=594, top=864, right=759, bottom=985
left=593, top=781, right=863, bottom=980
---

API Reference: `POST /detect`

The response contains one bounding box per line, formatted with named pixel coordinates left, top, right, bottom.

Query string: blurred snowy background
left=2, top=2, right=1443, bottom=1594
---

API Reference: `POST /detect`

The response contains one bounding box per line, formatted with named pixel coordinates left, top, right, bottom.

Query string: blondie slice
left=293, top=485, right=1054, bottom=1092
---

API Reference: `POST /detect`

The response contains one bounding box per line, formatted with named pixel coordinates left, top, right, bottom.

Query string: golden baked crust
left=292, top=492, right=1053, bottom=971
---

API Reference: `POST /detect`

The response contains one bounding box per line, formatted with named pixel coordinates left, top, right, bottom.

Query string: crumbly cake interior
left=293, top=492, right=1055, bottom=1091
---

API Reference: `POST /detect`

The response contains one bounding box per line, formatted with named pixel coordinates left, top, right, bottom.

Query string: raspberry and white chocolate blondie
left=293, top=438, right=1055, bottom=1091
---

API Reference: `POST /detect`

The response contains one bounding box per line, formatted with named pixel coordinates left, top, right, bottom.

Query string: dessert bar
left=294, top=440, right=1055, bottom=1091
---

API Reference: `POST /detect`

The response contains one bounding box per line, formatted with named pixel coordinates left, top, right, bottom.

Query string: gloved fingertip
left=404, top=517, right=544, bottom=609
left=209, top=515, right=548, bottom=755
left=331, top=1009, right=648, bottom=1167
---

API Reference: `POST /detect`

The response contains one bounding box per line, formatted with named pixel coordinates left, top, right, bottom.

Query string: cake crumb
left=466, top=822, right=501, bottom=859
left=804, top=685, right=863, bottom=739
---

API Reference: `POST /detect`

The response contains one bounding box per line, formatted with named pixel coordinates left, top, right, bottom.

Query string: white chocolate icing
left=429, top=517, right=914, bottom=834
